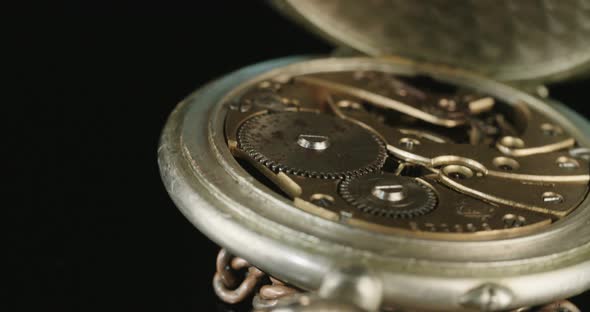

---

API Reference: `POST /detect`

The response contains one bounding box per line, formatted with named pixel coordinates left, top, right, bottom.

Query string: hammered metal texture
left=278, top=0, right=590, bottom=82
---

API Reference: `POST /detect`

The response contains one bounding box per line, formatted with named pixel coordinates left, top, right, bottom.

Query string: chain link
left=534, top=300, right=580, bottom=312
left=213, top=249, right=300, bottom=306
left=212, top=249, right=580, bottom=311
left=213, top=249, right=265, bottom=304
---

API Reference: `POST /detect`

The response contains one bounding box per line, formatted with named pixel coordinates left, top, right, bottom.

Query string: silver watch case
left=158, top=56, right=590, bottom=311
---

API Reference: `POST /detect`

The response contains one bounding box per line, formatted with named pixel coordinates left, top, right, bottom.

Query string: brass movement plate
left=225, top=69, right=589, bottom=240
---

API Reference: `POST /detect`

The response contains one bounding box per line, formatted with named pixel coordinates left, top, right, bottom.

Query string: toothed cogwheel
left=339, top=173, right=437, bottom=218
left=237, top=111, right=387, bottom=179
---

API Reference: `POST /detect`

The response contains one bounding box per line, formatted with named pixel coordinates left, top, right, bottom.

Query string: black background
left=12, top=1, right=590, bottom=311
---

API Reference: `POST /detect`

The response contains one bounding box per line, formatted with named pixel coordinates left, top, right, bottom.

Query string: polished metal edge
left=158, top=56, right=590, bottom=310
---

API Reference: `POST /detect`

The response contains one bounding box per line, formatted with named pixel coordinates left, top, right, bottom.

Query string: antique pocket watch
left=158, top=1, right=590, bottom=311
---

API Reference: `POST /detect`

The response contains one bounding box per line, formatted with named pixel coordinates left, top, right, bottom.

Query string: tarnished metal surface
left=213, top=249, right=300, bottom=308
left=215, top=250, right=580, bottom=312
left=158, top=56, right=590, bottom=311
left=536, top=300, right=580, bottom=312
left=224, top=68, right=589, bottom=240
left=273, top=0, right=590, bottom=83
left=213, top=249, right=266, bottom=304
left=164, top=2, right=590, bottom=309
left=236, top=112, right=387, bottom=179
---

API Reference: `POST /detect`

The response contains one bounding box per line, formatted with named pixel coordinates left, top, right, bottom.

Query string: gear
left=237, top=111, right=387, bottom=179
left=339, top=173, right=437, bottom=218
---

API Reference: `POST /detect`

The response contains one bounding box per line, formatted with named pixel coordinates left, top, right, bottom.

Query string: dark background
left=12, top=1, right=590, bottom=311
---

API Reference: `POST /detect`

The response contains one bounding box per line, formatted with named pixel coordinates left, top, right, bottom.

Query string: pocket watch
left=158, top=1, right=590, bottom=311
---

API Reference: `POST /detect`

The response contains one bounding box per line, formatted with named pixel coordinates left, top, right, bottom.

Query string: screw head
left=542, top=192, right=564, bottom=204
left=399, top=137, right=420, bottom=150
left=297, top=134, right=330, bottom=151
left=371, top=184, right=406, bottom=202
left=556, top=156, right=581, bottom=169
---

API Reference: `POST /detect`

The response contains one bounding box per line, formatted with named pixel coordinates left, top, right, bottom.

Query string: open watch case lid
left=273, top=0, right=590, bottom=84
